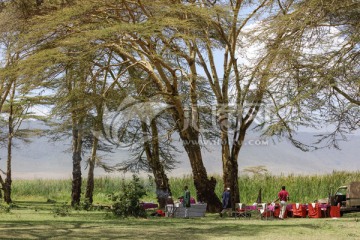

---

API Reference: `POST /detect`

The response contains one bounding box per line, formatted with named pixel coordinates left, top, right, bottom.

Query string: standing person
left=220, top=187, right=232, bottom=217
left=273, top=186, right=290, bottom=220
left=183, top=186, right=191, bottom=218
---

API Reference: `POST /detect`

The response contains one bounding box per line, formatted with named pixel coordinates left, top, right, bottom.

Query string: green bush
left=110, top=175, right=147, bottom=218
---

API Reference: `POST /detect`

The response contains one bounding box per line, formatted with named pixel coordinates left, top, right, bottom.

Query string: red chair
left=329, top=203, right=341, bottom=218
left=292, top=203, right=307, bottom=218
left=308, top=203, right=322, bottom=218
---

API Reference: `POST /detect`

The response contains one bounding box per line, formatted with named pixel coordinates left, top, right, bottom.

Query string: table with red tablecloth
left=240, top=203, right=334, bottom=219
left=286, top=203, right=332, bottom=218
left=141, top=202, right=158, bottom=210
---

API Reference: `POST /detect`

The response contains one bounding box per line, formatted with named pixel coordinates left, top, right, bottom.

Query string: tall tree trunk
left=222, top=141, right=235, bottom=206
left=4, top=123, right=13, bottom=204
left=221, top=131, right=242, bottom=208
left=221, top=125, right=246, bottom=208
left=181, top=129, right=222, bottom=212
left=220, top=128, right=231, bottom=192
left=3, top=83, right=15, bottom=204
left=186, top=53, right=222, bottom=212
left=71, top=124, right=83, bottom=206
left=170, top=95, right=222, bottom=212
left=85, top=137, right=98, bottom=204
left=142, top=120, right=172, bottom=209
left=217, top=105, right=241, bottom=208
left=152, top=165, right=171, bottom=209
left=127, top=65, right=172, bottom=209
left=85, top=73, right=106, bottom=204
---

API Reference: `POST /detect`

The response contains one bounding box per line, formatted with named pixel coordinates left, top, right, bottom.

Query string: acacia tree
left=0, top=0, right=46, bottom=203
left=184, top=0, right=297, bottom=205
left=50, top=61, right=89, bottom=206
left=8, top=0, right=106, bottom=206
left=100, top=1, right=223, bottom=210
left=0, top=82, right=43, bottom=203
left=78, top=49, right=117, bottom=205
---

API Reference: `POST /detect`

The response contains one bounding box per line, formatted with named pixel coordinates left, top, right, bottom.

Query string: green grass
left=0, top=201, right=360, bottom=239
left=11, top=171, right=360, bottom=205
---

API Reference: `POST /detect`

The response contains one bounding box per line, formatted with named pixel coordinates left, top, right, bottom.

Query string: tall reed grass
left=10, top=171, right=360, bottom=204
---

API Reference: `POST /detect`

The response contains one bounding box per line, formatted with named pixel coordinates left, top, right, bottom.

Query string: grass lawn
left=0, top=201, right=359, bottom=240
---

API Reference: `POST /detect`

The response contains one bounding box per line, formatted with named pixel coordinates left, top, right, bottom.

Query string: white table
left=165, top=203, right=207, bottom=218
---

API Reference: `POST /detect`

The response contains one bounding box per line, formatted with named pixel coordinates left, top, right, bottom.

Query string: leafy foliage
left=110, top=175, right=147, bottom=218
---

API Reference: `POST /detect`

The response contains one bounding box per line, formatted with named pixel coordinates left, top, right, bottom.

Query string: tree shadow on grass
left=0, top=218, right=328, bottom=240
left=0, top=203, right=351, bottom=239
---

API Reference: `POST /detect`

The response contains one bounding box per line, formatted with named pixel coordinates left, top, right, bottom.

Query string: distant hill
left=0, top=120, right=359, bottom=179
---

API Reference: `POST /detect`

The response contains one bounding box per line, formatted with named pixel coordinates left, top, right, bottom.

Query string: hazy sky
left=1, top=120, right=359, bottom=179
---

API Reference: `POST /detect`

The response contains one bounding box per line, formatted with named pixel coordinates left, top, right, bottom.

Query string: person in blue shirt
left=220, top=187, right=232, bottom=217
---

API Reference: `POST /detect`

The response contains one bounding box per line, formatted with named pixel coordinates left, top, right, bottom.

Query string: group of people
left=180, top=185, right=290, bottom=219
left=220, top=186, right=290, bottom=220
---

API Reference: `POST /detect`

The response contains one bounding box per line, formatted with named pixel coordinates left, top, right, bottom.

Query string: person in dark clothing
left=220, top=187, right=232, bottom=217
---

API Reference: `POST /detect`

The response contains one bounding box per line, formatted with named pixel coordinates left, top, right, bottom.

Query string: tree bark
left=228, top=132, right=245, bottom=208
left=4, top=135, right=13, bottom=203
left=85, top=137, right=98, bottom=204
left=4, top=122, right=13, bottom=204
left=220, top=127, right=246, bottom=208
left=71, top=125, right=83, bottom=206
left=181, top=129, right=222, bottom=212
left=3, top=83, right=15, bottom=204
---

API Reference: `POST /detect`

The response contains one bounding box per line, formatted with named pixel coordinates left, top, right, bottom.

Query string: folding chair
left=257, top=203, right=272, bottom=220
left=234, top=203, right=250, bottom=219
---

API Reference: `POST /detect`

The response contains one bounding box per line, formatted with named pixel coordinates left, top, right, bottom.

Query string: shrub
left=110, top=175, right=147, bottom=218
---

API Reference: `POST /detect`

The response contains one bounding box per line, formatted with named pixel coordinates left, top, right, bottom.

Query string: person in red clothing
left=273, top=186, right=290, bottom=220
